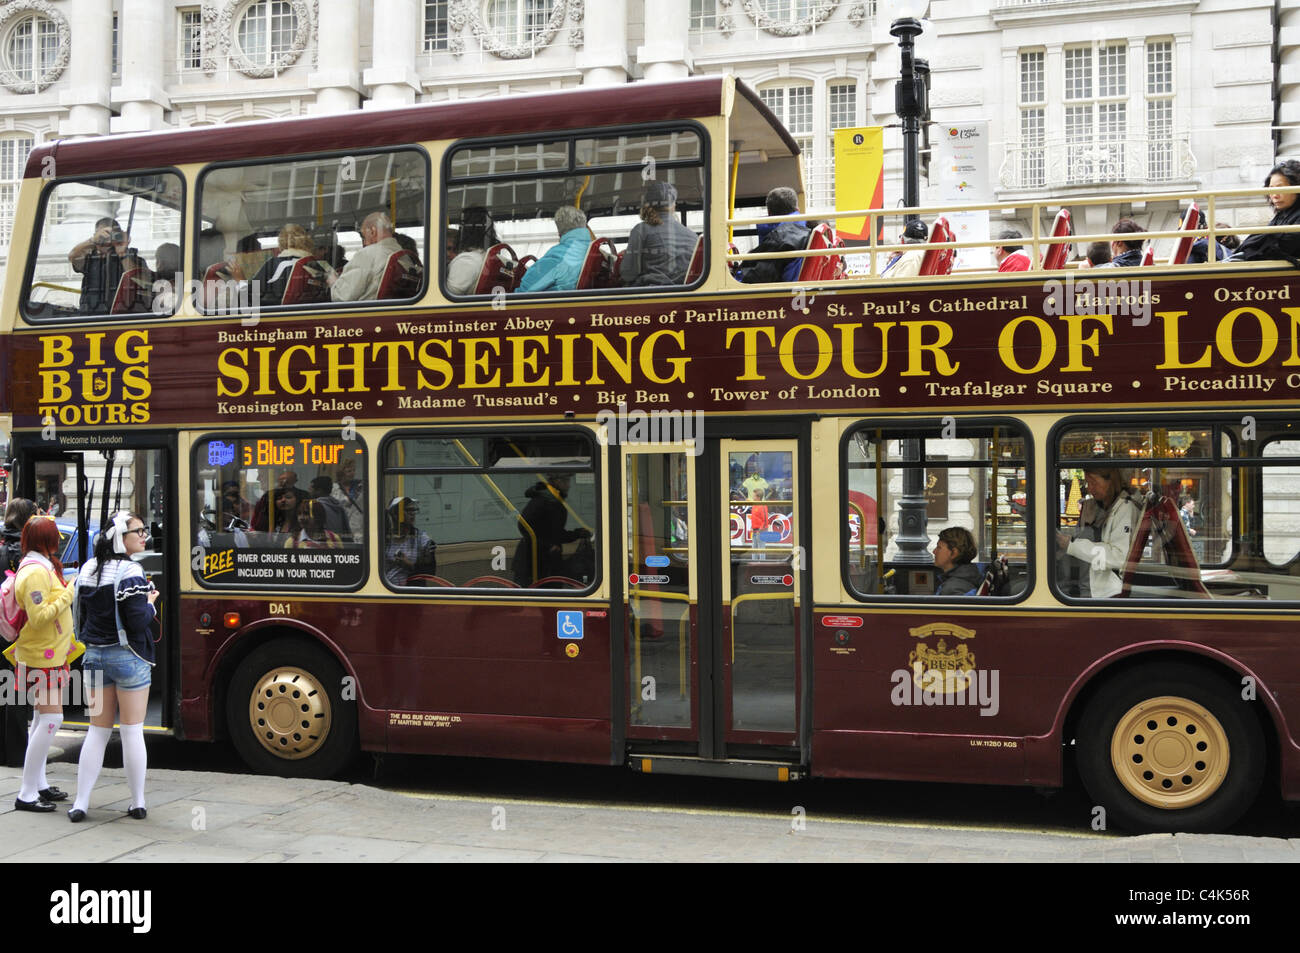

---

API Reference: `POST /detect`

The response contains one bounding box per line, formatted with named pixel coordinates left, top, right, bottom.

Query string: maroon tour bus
left=3, top=75, right=1300, bottom=832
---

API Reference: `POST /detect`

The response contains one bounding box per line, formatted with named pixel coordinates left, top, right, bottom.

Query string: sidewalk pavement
left=2, top=746, right=1299, bottom=862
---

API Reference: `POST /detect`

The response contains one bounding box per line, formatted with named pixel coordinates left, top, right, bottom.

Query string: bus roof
left=25, top=76, right=792, bottom=180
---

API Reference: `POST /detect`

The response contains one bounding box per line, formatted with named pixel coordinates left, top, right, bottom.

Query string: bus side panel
left=810, top=609, right=1300, bottom=789
left=179, top=597, right=613, bottom=764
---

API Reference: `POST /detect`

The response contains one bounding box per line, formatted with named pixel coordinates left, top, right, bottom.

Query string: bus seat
left=406, top=574, right=454, bottom=587
left=280, top=256, right=331, bottom=305
left=473, top=243, right=518, bottom=295
left=918, top=217, right=955, bottom=276
left=576, top=237, right=618, bottom=289
left=613, top=249, right=625, bottom=284
left=511, top=255, right=536, bottom=291
left=1120, top=494, right=1210, bottom=598
left=684, top=235, right=704, bottom=282
left=796, top=223, right=839, bottom=282
left=1168, top=202, right=1199, bottom=265
left=974, top=555, right=1010, bottom=596
left=1041, top=209, right=1073, bottom=270
left=1140, top=244, right=1155, bottom=266
left=465, top=575, right=521, bottom=588
left=376, top=248, right=423, bottom=299
left=110, top=265, right=153, bottom=314
left=532, top=576, right=584, bottom=589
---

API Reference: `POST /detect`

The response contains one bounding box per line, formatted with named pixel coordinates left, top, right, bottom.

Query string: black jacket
left=936, top=561, right=983, bottom=596
left=513, top=482, right=585, bottom=584
left=738, top=222, right=811, bottom=284
left=2, top=527, right=21, bottom=574
left=1231, top=203, right=1300, bottom=265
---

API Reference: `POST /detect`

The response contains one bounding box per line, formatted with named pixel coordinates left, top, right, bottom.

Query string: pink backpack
left=0, top=569, right=27, bottom=642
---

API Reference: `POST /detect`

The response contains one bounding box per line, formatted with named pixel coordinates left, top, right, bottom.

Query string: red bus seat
left=1168, top=202, right=1199, bottom=265
left=613, top=249, right=626, bottom=284
left=376, top=248, right=423, bottom=299
left=684, top=235, right=704, bottom=283
left=280, top=255, right=331, bottom=305
left=465, top=575, right=521, bottom=588
left=975, top=555, right=1009, bottom=597
left=918, top=217, right=955, bottom=276
left=511, top=255, right=535, bottom=291
left=796, top=223, right=841, bottom=282
left=1121, top=494, right=1209, bottom=598
left=1041, top=209, right=1073, bottom=270
left=532, top=576, right=584, bottom=590
left=1140, top=244, right=1155, bottom=267
left=406, top=574, right=454, bottom=588
left=110, top=265, right=153, bottom=314
left=576, top=238, right=618, bottom=289
left=473, top=243, right=518, bottom=295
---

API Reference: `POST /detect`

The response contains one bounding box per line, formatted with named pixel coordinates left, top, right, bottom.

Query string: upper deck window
left=196, top=148, right=427, bottom=313
left=23, top=172, right=185, bottom=322
left=443, top=125, right=706, bottom=296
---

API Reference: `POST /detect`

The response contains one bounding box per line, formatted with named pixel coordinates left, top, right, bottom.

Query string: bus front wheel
left=226, top=640, right=358, bottom=779
left=1077, top=663, right=1264, bottom=833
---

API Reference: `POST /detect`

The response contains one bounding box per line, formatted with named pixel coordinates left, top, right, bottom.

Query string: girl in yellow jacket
left=12, top=516, right=75, bottom=813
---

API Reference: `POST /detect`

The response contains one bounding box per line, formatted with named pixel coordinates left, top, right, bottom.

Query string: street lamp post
left=889, top=14, right=934, bottom=570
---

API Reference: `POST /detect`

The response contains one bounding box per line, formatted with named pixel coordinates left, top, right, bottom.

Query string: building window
left=111, top=13, right=119, bottom=76
left=760, top=83, right=813, bottom=155
left=236, top=0, right=298, bottom=68
left=179, top=8, right=203, bottom=71
left=0, top=135, right=33, bottom=248
left=1019, top=50, right=1045, bottom=188
left=5, top=14, right=59, bottom=89
left=690, top=0, right=717, bottom=33
left=760, top=0, right=815, bottom=20
left=486, top=0, right=554, bottom=47
left=1146, top=39, right=1174, bottom=181
left=827, top=81, right=857, bottom=205
left=425, top=0, right=448, bottom=52
left=1064, top=41, right=1127, bottom=184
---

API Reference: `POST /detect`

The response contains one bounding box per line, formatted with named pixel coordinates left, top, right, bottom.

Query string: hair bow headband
left=106, top=511, right=132, bottom=555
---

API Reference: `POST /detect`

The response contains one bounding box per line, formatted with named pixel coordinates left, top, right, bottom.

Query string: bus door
left=10, top=440, right=174, bottom=737
left=624, top=436, right=804, bottom=774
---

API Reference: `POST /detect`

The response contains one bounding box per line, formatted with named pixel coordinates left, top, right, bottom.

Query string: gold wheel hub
left=247, top=666, right=331, bottom=761
left=1110, top=695, right=1229, bottom=810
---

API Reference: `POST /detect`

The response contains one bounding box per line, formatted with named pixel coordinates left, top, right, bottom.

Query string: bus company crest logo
left=906, top=622, right=976, bottom=693
left=37, top=330, right=151, bottom=427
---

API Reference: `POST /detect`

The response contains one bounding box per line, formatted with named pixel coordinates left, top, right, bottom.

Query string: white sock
left=119, top=723, right=147, bottom=811
left=18, top=713, right=62, bottom=802
left=27, top=718, right=49, bottom=790
left=72, top=725, right=113, bottom=813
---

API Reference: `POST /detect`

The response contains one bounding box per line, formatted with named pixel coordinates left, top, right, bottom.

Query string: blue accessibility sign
left=557, top=610, right=584, bottom=640
left=645, top=555, right=670, bottom=568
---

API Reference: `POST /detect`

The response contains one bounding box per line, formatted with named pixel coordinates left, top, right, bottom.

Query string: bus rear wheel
left=226, top=640, right=357, bottom=779
left=1076, top=664, right=1263, bottom=833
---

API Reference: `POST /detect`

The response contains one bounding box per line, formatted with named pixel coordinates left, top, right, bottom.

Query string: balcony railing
left=999, top=136, right=1196, bottom=190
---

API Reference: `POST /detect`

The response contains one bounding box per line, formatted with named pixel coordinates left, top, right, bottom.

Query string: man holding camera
left=67, top=217, right=142, bottom=314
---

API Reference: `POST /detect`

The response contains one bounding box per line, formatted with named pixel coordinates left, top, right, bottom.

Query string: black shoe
left=14, top=797, right=56, bottom=813
left=126, top=807, right=146, bottom=820
left=38, top=787, right=68, bottom=802
left=67, top=809, right=86, bottom=823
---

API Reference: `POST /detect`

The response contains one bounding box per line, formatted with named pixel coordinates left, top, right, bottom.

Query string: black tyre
left=226, top=639, right=358, bottom=779
left=1076, top=663, right=1264, bottom=833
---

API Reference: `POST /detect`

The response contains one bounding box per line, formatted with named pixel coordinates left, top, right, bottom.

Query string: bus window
left=843, top=422, right=1029, bottom=599
left=381, top=433, right=597, bottom=591
left=191, top=434, right=367, bottom=589
left=196, top=149, right=427, bottom=313
left=1051, top=421, right=1300, bottom=602
left=443, top=126, right=706, bottom=296
left=24, top=172, right=184, bottom=321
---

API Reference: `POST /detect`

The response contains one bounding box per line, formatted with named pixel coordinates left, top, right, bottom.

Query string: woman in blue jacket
left=518, top=206, right=590, bottom=292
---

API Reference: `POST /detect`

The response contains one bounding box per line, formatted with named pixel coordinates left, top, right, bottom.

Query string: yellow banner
left=834, top=127, right=884, bottom=240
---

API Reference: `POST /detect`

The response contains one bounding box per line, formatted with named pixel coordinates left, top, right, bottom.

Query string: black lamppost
left=890, top=14, right=933, bottom=568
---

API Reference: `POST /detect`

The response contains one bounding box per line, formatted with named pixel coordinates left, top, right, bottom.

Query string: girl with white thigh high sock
left=11, top=516, right=77, bottom=812
left=70, top=513, right=158, bottom=822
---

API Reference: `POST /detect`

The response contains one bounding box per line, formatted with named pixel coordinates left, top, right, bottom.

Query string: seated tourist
left=1097, top=219, right=1144, bottom=268
left=517, top=206, right=591, bottom=293
left=621, top=181, right=697, bottom=287
left=934, top=527, right=982, bottom=595
left=1186, top=211, right=1229, bottom=264
left=446, top=207, right=500, bottom=295
left=883, top=219, right=929, bottom=279
left=248, top=224, right=333, bottom=306
left=994, top=230, right=1031, bottom=271
left=1230, top=160, right=1300, bottom=264
left=737, top=187, right=810, bottom=284
left=329, top=211, right=402, bottom=301
left=1079, top=241, right=1111, bottom=268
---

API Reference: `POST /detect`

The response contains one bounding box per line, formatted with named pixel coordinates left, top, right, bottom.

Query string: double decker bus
left=3, top=75, right=1300, bottom=832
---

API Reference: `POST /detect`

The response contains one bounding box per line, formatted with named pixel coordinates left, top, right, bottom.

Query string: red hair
left=20, top=517, right=64, bottom=580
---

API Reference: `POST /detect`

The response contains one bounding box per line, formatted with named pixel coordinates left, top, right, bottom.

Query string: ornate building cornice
left=740, top=0, right=843, bottom=38
left=204, top=0, right=315, bottom=79
left=457, top=0, right=570, bottom=60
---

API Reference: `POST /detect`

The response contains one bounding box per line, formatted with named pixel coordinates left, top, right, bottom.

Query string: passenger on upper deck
left=993, top=231, right=1031, bottom=272
left=517, top=206, right=590, bottom=293
left=882, top=220, right=928, bottom=279
left=1096, top=219, right=1144, bottom=268
left=249, top=224, right=334, bottom=306
left=621, top=181, right=697, bottom=287
left=737, top=187, right=809, bottom=284
left=934, top=527, right=982, bottom=596
left=68, top=218, right=135, bottom=313
left=329, top=212, right=402, bottom=301
left=1079, top=241, right=1111, bottom=268
left=1230, top=160, right=1300, bottom=265
left=446, top=207, right=499, bottom=295
left=1056, top=466, right=1141, bottom=599
left=1186, top=211, right=1228, bottom=264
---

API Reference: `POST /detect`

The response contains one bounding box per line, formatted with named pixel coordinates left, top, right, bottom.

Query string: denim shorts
left=81, top=643, right=152, bottom=692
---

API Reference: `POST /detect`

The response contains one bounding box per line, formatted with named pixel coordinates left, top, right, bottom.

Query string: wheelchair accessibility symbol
left=557, top=611, right=584, bottom=640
